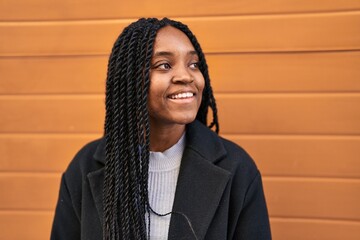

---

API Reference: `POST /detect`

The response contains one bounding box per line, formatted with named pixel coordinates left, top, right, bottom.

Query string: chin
left=149, top=110, right=199, bottom=127
left=172, top=114, right=197, bottom=125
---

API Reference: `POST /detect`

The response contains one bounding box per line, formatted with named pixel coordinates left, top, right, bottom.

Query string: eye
left=156, top=63, right=171, bottom=70
left=189, top=62, right=199, bottom=70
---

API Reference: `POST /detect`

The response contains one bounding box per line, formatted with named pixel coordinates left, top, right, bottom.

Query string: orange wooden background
left=1, top=1, right=360, bottom=239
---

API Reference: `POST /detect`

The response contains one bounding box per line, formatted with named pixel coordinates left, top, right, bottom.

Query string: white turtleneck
left=147, top=133, right=186, bottom=239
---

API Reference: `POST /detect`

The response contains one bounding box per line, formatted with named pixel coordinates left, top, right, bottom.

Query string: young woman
left=51, top=18, right=271, bottom=240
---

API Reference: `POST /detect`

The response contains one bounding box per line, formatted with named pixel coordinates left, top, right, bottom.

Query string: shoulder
left=220, top=137, right=257, bottom=168
left=63, top=138, right=105, bottom=185
left=217, top=136, right=260, bottom=185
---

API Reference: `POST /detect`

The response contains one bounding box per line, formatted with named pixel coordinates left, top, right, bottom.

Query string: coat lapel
left=87, top=167, right=105, bottom=226
left=168, top=121, right=231, bottom=240
left=87, top=121, right=231, bottom=239
left=87, top=138, right=106, bottom=226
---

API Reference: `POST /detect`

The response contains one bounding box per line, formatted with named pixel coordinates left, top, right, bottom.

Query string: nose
left=172, top=65, right=194, bottom=84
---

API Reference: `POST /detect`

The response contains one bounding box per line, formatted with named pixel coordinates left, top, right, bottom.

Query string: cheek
left=147, top=80, right=165, bottom=111
left=198, top=77, right=205, bottom=100
left=147, top=89, right=159, bottom=110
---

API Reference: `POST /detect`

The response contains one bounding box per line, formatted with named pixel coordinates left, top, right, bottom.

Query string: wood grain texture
left=1, top=0, right=360, bottom=21
left=0, top=211, right=54, bottom=240
left=0, top=96, right=105, bottom=133
left=1, top=12, right=360, bottom=56
left=271, top=218, right=360, bottom=240
left=0, top=56, right=107, bottom=94
left=226, top=136, right=360, bottom=178
left=217, top=94, right=360, bottom=134
left=263, top=177, right=360, bottom=221
left=2, top=51, right=360, bottom=94
left=0, top=134, right=100, bottom=172
left=208, top=51, right=360, bottom=93
left=0, top=174, right=61, bottom=210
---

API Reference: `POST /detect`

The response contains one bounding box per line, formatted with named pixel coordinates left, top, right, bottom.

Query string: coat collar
left=88, top=120, right=231, bottom=239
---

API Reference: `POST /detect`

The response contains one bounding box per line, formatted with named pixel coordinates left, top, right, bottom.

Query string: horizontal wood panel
left=1, top=12, right=360, bottom=56
left=1, top=0, right=360, bottom=21
left=208, top=51, right=360, bottom=93
left=217, top=94, right=360, bottom=134
left=1, top=135, right=359, bottom=179
left=0, top=95, right=359, bottom=134
left=0, top=135, right=100, bottom=172
left=0, top=211, right=54, bottom=240
left=0, top=56, right=107, bottom=94
left=0, top=174, right=61, bottom=210
left=271, top=218, right=360, bottom=240
left=263, top=178, right=360, bottom=221
left=0, top=96, right=105, bottom=133
left=2, top=51, right=360, bottom=94
left=1, top=175, right=359, bottom=221
left=226, top=136, right=360, bottom=178
left=187, top=12, right=360, bottom=54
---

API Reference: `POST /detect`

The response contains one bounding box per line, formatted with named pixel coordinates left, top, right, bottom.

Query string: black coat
left=51, top=120, right=271, bottom=239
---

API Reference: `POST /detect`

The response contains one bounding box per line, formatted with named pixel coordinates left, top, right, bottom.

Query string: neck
left=149, top=122, right=186, bottom=152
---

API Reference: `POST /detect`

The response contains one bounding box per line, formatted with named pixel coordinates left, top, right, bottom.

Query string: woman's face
left=148, top=26, right=205, bottom=128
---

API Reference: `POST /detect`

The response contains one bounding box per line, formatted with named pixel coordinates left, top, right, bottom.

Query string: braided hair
left=103, top=17, right=219, bottom=240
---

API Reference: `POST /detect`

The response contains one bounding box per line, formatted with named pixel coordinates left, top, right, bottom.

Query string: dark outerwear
left=51, top=120, right=271, bottom=240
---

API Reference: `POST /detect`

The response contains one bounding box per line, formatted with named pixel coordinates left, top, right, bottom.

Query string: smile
left=168, top=92, right=194, bottom=99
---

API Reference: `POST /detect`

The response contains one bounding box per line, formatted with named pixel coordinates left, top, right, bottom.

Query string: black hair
left=103, top=17, right=219, bottom=240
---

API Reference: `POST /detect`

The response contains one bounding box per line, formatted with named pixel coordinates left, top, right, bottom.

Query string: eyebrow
left=152, top=50, right=198, bottom=58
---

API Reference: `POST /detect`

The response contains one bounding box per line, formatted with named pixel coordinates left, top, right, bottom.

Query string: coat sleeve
left=233, top=172, right=272, bottom=240
left=51, top=173, right=81, bottom=240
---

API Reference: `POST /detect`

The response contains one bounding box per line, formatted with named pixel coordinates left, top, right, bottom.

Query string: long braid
left=121, top=26, right=138, bottom=238
left=125, top=26, right=147, bottom=238
left=103, top=18, right=219, bottom=240
left=104, top=19, right=160, bottom=240
left=134, top=22, right=158, bottom=238
left=103, top=27, right=126, bottom=240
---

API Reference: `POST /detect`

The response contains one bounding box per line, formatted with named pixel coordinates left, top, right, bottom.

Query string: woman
left=51, top=18, right=271, bottom=240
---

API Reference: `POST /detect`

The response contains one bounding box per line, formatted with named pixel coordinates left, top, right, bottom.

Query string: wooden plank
left=187, top=12, right=360, bottom=54
left=263, top=177, right=360, bottom=221
left=0, top=134, right=100, bottom=172
left=208, top=51, right=360, bottom=93
left=1, top=0, right=360, bottom=21
left=0, top=96, right=105, bottom=134
left=271, top=218, right=360, bottom=240
left=1, top=135, right=359, bottom=179
left=0, top=211, right=54, bottom=240
left=0, top=56, right=107, bottom=94
left=0, top=94, right=359, bottom=134
left=1, top=12, right=360, bottom=56
left=2, top=51, right=360, bottom=94
left=217, top=94, right=360, bottom=134
left=225, top=136, right=360, bottom=178
left=0, top=174, right=61, bottom=210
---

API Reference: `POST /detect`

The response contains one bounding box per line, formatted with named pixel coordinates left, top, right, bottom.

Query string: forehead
left=153, top=26, right=195, bottom=52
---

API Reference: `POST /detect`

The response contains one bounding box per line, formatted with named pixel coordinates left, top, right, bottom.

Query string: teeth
left=170, top=92, right=194, bottom=99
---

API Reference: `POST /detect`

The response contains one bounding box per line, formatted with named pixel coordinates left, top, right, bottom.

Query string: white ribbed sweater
left=147, top=133, right=185, bottom=239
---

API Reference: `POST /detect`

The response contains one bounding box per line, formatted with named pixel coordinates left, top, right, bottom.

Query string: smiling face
left=148, top=26, right=205, bottom=129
